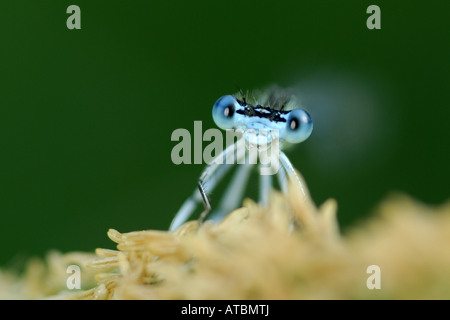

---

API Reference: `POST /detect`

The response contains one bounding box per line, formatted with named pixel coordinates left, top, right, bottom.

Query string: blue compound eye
left=212, top=95, right=237, bottom=130
left=284, top=108, right=313, bottom=144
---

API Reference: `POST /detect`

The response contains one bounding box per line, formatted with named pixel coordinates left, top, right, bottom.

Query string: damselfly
left=170, top=87, right=313, bottom=231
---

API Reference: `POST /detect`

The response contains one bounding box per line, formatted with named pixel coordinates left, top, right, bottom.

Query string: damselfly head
left=212, top=88, right=313, bottom=149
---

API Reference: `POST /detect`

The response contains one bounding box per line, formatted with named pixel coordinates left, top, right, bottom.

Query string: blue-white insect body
left=170, top=87, right=313, bottom=231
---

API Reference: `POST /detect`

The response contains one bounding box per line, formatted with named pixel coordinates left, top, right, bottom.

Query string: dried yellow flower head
left=1, top=178, right=450, bottom=300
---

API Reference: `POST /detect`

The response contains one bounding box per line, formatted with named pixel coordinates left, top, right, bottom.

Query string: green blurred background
left=0, top=1, right=449, bottom=266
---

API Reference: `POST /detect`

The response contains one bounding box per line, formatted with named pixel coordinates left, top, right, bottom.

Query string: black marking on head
left=236, top=99, right=288, bottom=122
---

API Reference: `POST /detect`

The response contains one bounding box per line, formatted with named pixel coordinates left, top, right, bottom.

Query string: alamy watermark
left=66, top=264, right=81, bottom=290
left=367, top=5, right=381, bottom=30
left=366, top=264, right=381, bottom=290
left=66, top=5, right=81, bottom=30
left=171, top=121, right=280, bottom=175
left=65, top=5, right=381, bottom=31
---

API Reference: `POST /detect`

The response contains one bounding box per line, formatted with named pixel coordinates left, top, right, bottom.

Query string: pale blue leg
left=169, top=162, right=233, bottom=231
left=279, top=151, right=309, bottom=199
left=208, top=160, right=254, bottom=222
left=259, top=164, right=272, bottom=206
left=276, top=163, right=288, bottom=194
left=169, top=139, right=246, bottom=231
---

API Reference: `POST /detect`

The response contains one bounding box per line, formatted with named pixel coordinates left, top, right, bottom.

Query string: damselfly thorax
left=169, top=87, right=313, bottom=231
